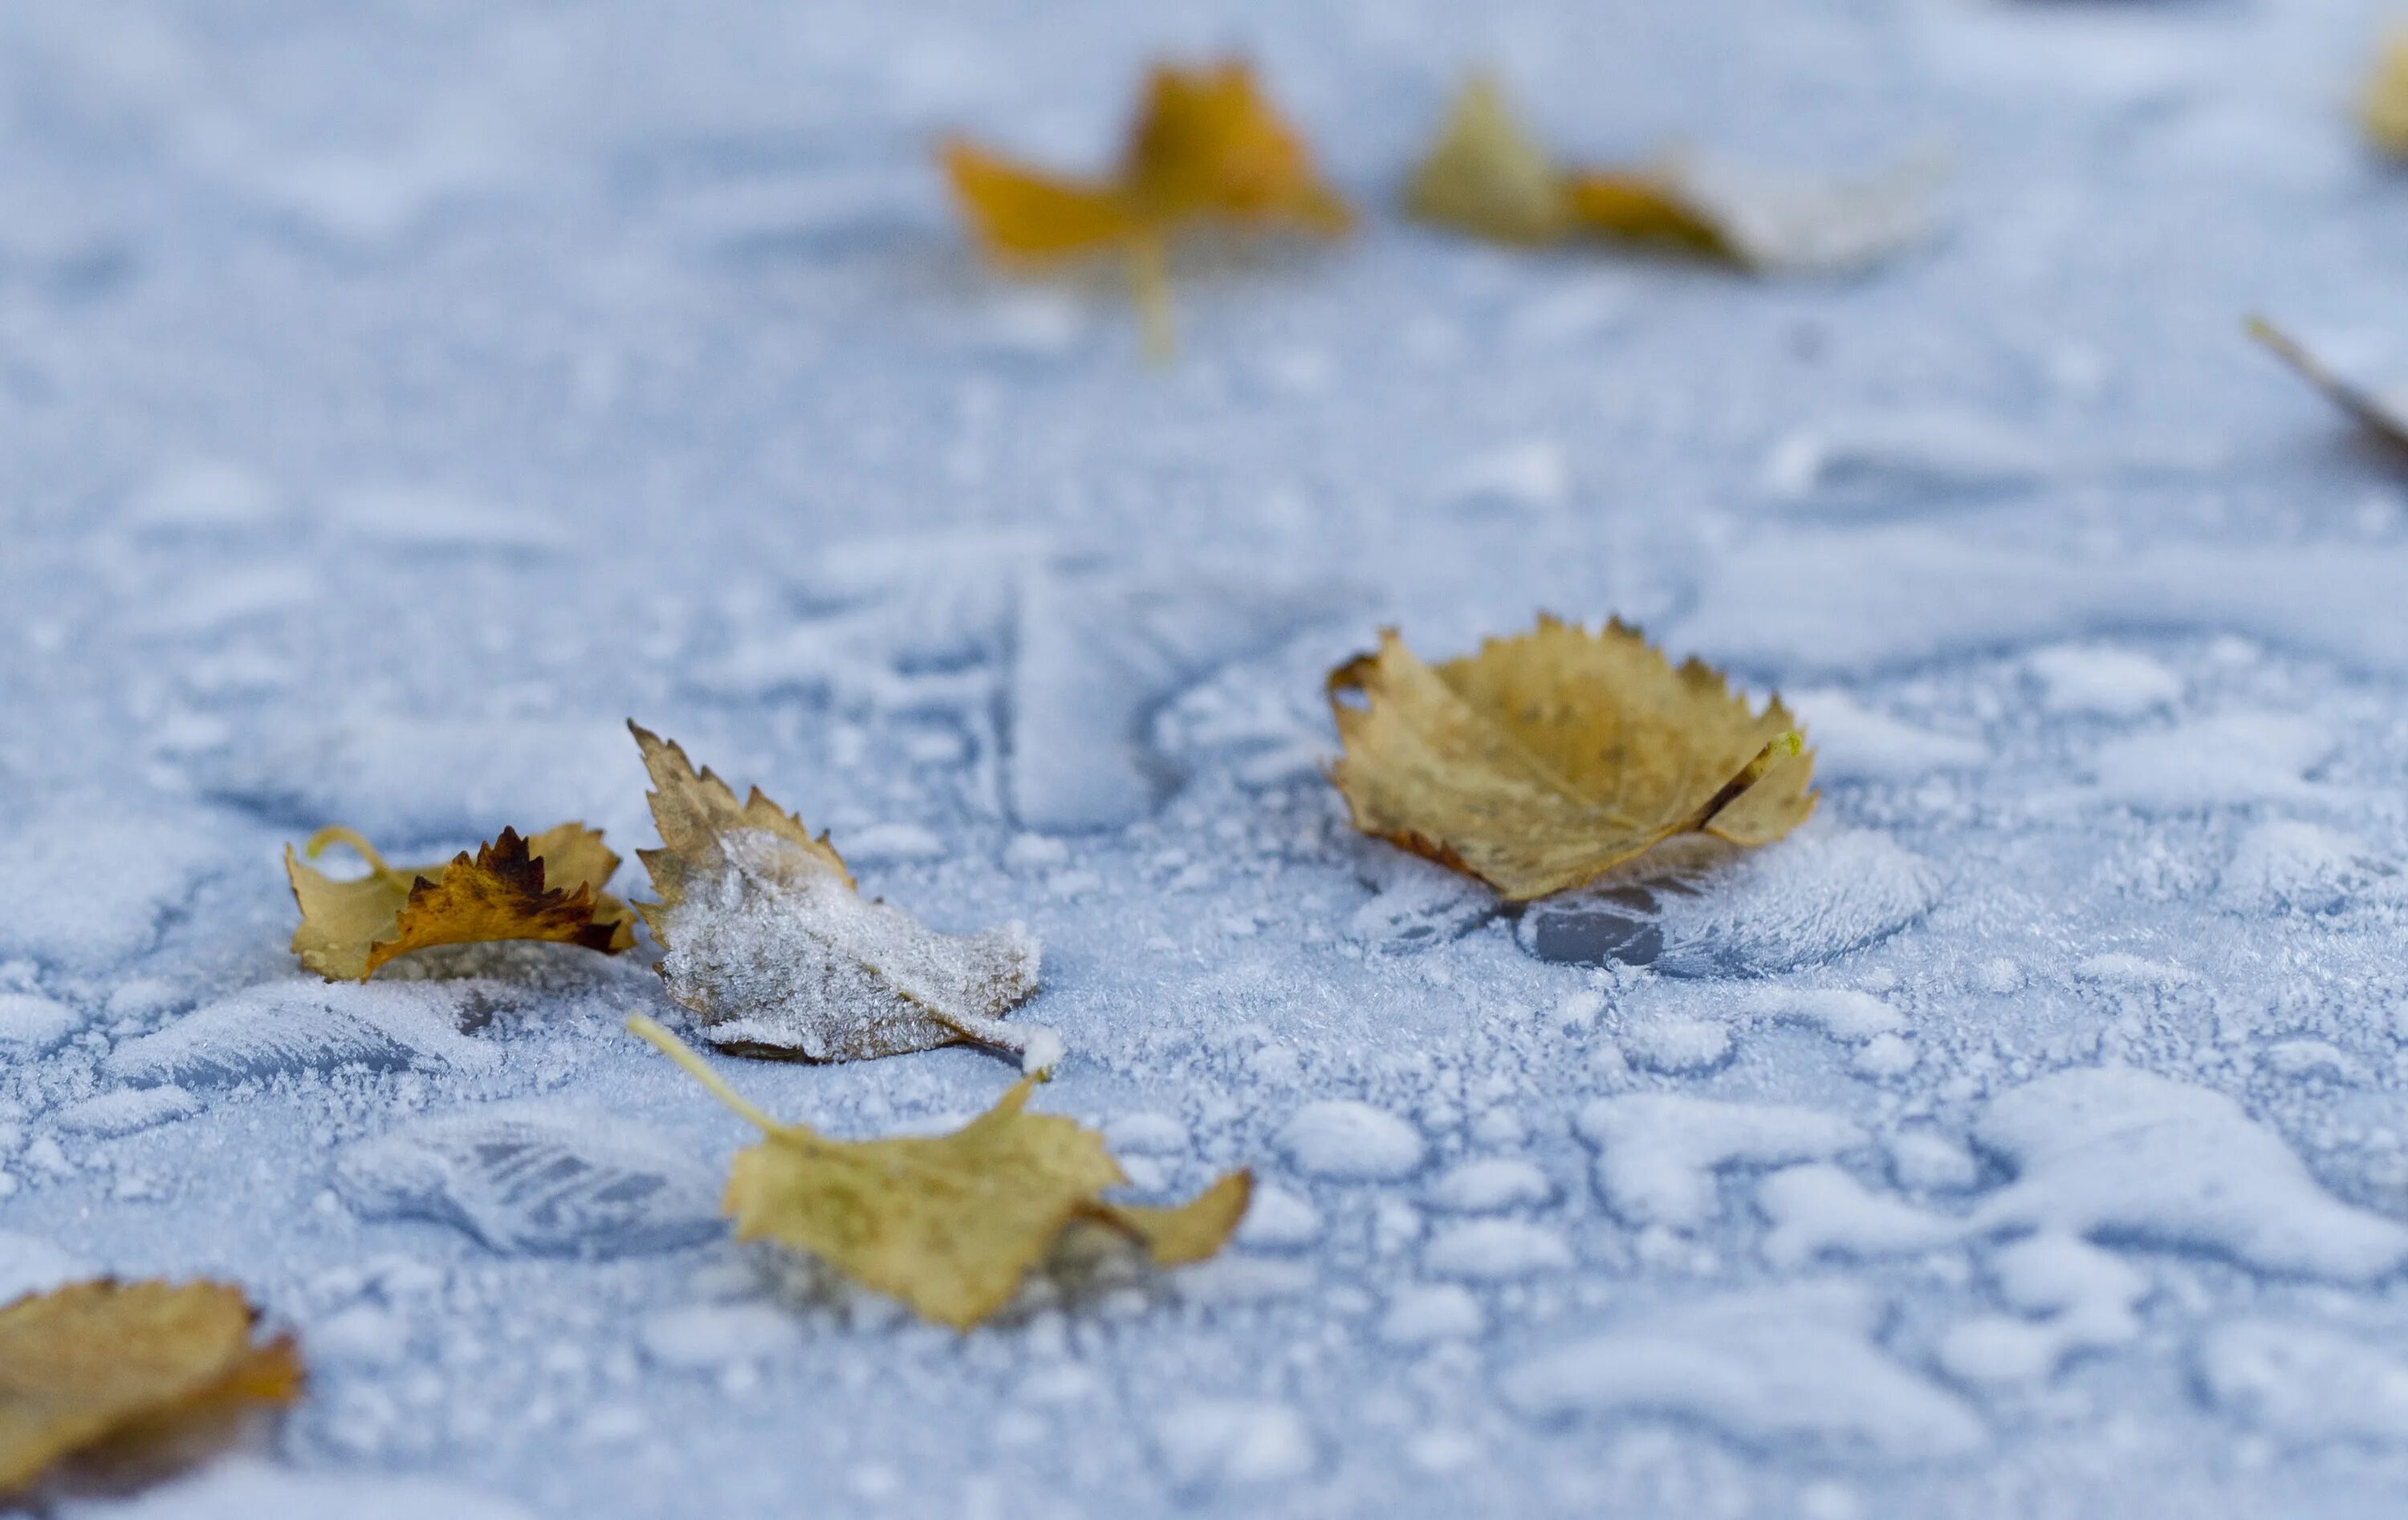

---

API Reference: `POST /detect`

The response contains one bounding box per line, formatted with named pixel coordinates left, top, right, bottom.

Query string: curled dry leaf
left=941, top=59, right=1352, bottom=356
left=1405, top=72, right=1938, bottom=274
left=2248, top=315, right=2408, bottom=454
left=1327, top=616, right=1816, bottom=903
left=2367, top=31, right=2408, bottom=159
left=629, top=722, right=1056, bottom=1072
left=286, top=823, right=633, bottom=981
left=0, top=1279, right=303, bottom=1498
left=630, top=1016, right=1250, bottom=1329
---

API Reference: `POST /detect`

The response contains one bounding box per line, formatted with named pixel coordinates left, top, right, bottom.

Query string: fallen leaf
left=0, top=1279, right=303, bottom=1499
left=628, top=721, right=1056, bottom=1071
left=942, top=59, right=1352, bottom=356
left=1405, top=72, right=1936, bottom=274
left=2249, top=314, right=2408, bottom=453
left=287, top=823, right=634, bottom=981
left=1326, top=616, right=1816, bottom=902
left=629, top=1015, right=1249, bottom=1328
left=2367, top=31, right=2408, bottom=158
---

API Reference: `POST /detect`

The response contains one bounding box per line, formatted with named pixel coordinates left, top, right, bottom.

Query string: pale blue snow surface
left=9, top=0, right=2408, bottom=1515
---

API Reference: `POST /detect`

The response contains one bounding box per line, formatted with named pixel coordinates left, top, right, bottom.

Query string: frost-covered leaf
left=1405, top=74, right=1937, bottom=274
left=1326, top=616, right=1816, bottom=902
left=941, top=59, right=1351, bottom=355
left=286, top=823, right=633, bottom=981
left=2367, top=32, right=2408, bottom=159
left=0, top=1279, right=303, bottom=1499
left=629, top=1017, right=1250, bottom=1328
left=629, top=722, right=1054, bottom=1071
left=2248, top=315, right=2408, bottom=454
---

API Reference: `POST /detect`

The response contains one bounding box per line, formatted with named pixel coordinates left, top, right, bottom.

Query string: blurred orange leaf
left=0, top=1279, right=303, bottom=1500
left=941, top=60, right=1351, bottom=355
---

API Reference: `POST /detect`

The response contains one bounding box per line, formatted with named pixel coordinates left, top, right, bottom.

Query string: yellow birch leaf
left=628, top=722, right=1054, bottom=1071
left=286, top=823, right=633, bottom=981
left=940, top=59, right=1350, bottom=357
left=2366, top=31, right=2408, bottom=159
left=1403, top=74, right=1933, bottom=274
left=2249, top=314, right=2408, bottom=454
left=1401, top=72, right=1574, bottom=245
left=629, top=1016, right=1249, bottom=1329
left=1562, top=169, right=1735, bottom=259
left=0, top=1279, right=303, bottom=1500
left=1120, top=61, right=1355, bottom=235
left=938, top=140, right=1140, bottom=262
left=1326, top=616, right=1816, bottom=902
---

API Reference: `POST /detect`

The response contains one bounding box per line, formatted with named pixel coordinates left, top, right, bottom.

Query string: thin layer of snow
left=1277, top=1100, right=1427, bottom=1182
left=1499, top=1285, right=1987, bottom=1462
left=1578, top=1095, right=1865, bottom=1231
left=1971, top=1067, right=2408, bottom=1282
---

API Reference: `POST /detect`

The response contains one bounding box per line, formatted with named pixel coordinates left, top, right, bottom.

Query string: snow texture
left=1971, top=1067, right=2408, bottom=1283
left=1500, top=1285, right=1987, bottom=1462
left=336, top=1102, right=724, bottom=1257
left=10, top=0, right=2408, bottom=1513
left=1578, top=1095, right=1865, bottom=1231
left=1517, top=827, right=1941, bottom=975
left=1276, top=1099, right=1427, bottom=1181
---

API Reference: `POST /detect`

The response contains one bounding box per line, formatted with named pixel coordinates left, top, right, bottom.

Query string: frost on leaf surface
left=1326, top=617, right=1816, bottom=902
left=629, top=1017, right=1251, bottom=1329
left=1404, top=74, right=1938, bottom=274
left=630, top=722, right=1052, bottom=1070
left=0, top=1279, right=303, bottom=1498
left=286, top=823, right=633, bottom=981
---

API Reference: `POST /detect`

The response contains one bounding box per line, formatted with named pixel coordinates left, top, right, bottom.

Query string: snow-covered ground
left=9, top=0, right=2408, bottom=1514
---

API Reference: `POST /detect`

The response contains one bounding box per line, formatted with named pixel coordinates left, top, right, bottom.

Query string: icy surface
left=336, top=1102, right=724, bottom=1258
left=1971, top=1067, right=2408, bottom=1283
left=10, top=0, right=2408, bottom=1513
left=1499, top=1284, right=1987, bottom=1462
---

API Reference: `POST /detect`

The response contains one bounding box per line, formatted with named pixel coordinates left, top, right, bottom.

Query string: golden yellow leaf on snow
left=941, top=59, right=1352, bottom=356
left=1401, top=73, right=1575, bottom=245
left=628, top=722, right=1055, bottom=1071
left=629, top=1016, right=1249, bottom=1329
left=286, top=823, right=634, bottom=981
left=1404, top=73, right=1934, bottom=274
left=1326, top=616, right=1816, bottom=903
left=0, top=1279, right=303, bottom=1499
left=2249, top=314, right=2408, bottom=454
left=2365, top=31, right=2408, bottom=158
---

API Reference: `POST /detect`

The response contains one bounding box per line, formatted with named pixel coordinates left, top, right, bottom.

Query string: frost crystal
left=661, top=828, right=1048, bottom=1069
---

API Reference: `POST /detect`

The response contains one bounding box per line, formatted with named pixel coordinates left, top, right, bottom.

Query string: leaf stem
left=303, top=826, right=413, bottom=890
left=1129, top=234, right=1175, bottom=365
left=626, top=1014, right=784, bottom=1134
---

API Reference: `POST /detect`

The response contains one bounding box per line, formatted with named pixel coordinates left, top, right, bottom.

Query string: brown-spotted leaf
left=0, top=1279, right=303, bottom=1499
left=629, top=722, right=1053, bottom=1071
left=631, top=1017, right=1247, bottom=1329
left=1327, top=616, right=1816, bottom=902
left=287, top=823, right=633, bottom=981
